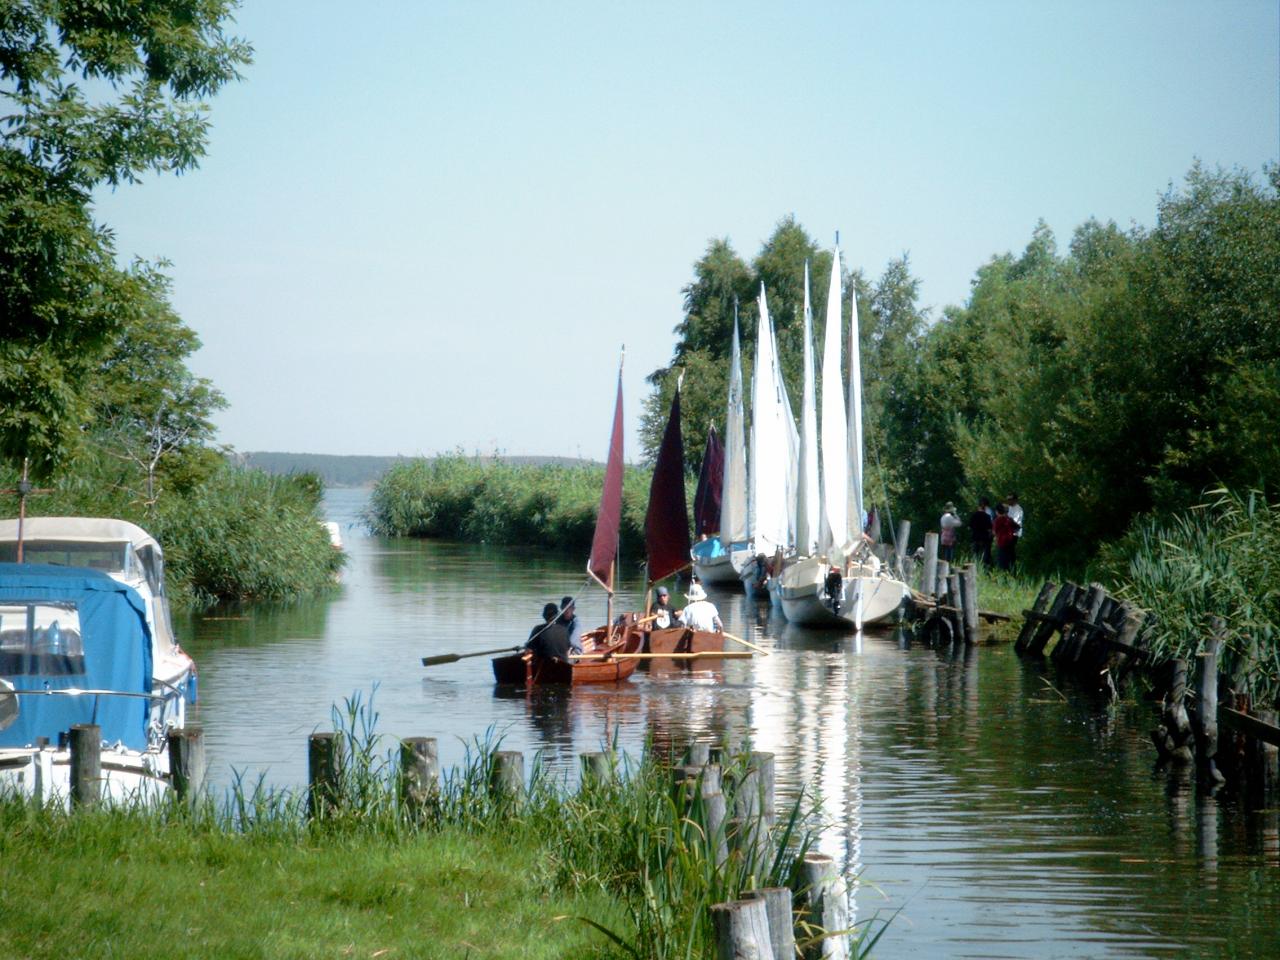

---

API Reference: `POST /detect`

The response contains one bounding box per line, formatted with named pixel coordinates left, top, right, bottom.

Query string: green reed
left=1096, top=488, right=1280, bottom=707
left=366, top=454, right=658, bottom=554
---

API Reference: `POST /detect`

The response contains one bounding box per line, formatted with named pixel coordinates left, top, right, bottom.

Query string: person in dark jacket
left=559, top=596, right=584, bottom=654
left=527, top=602, right=572, bottom=661
left=969, top=497, right=994, bottom=566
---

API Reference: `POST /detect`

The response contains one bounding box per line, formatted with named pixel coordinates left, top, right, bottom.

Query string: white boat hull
left=692, top=550, right=739, bottom=586
left=779, top=555, right=908, bottom=628
left=0, top=744, right=171, bottom=808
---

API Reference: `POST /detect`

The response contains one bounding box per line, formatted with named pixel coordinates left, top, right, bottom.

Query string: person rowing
left=679, top=581, right=723, bottom=633
left=526, top=602, right=572, bottom=662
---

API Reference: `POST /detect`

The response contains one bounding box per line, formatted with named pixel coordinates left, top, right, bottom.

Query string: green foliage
left=368, top=454, right=653, bottom=556
left=1096, top=489, right=1280, bottom=707
left=1, top=0, right=250, bottom=474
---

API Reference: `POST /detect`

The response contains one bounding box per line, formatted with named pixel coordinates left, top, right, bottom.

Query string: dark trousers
left=974, top=537, right=993, bottom=566
left=997, top=540, right=1017, bottom=570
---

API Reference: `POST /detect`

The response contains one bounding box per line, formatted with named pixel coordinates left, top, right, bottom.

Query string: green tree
left=1, top=0, right=251, bottom=475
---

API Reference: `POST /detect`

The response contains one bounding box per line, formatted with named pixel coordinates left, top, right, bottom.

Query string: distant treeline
left=243, top=452, right=597, bottom=488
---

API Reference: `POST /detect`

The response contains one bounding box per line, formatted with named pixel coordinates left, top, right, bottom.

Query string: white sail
left=773, top=316, right=800, bottom=550
left=819, top=250, right=850, bottom=554
left=720, top=314, right=749, bottom=548
left=847, top=270, right=865, bottom=540
left=795, top=262, right=821, bottom=555
left=748, top=285, right=790, bottom=557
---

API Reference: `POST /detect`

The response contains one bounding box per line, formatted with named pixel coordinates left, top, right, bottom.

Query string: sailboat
left=691, top=314, right=748, bottom=585
left=491, top=359, right=644, bottom=685
left=642, top=381, right=725, bottom=657
left=736, top=285, right=795, bottom=598
left=778, top=249, right=910, bottom=628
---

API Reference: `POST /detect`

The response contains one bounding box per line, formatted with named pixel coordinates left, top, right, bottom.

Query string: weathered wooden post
left=935, top=560, right=950, bottom=602
left=1014, top=582, right=1057, bottom=654
left=1025, top=582, right=1079, bottom=657
left=308, top=731, right=343, bottom=820
left=69, top=723, right=101, bottom=810
left=1152, top=661, right=1194, bottom=766
left=801, top=852, right=850, bottom=959
left=579, top=751, right=613, bottom=785
left=734, top=752, right=776, bottom=825
left=167, top=725, right=205, bottom=807
left=744, top=888, right=796, bottom=960
left=946, top=572, right=964, bottom=642
left=921, top=532, right=939, bottom=598
left=961, top=564, right=979, bottom=645
left=490, top=750, right=524, bottom=801
left=398, top=736, right=439, bottom=816
left=1105, top=605, right=1147, bottom=697
left=727, top=816, right=771, bottom=873
left=685, top=742, right=712, bottom=766
left=711, top=896, right=776, bottom=960
left=1194, top=621, right=1224, bottom=789
left=894, top=519, right=910, bottom=577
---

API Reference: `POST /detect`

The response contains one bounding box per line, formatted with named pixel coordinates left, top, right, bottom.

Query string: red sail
left=644, top=387, right=692, bottom=584
left=692, top=423, right=723, bottom=538
left=587, top=369, right=625, bottom=592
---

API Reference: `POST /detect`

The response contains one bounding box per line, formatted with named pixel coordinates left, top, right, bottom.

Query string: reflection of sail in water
left=747, top=639, right=864, bottom=924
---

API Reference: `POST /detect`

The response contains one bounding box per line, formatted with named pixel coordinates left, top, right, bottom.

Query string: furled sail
left=847, top=266, right=865, bottom=538
left=748, top=285, right=791, bottom=557
left=644, top=384, right=692, bottom=584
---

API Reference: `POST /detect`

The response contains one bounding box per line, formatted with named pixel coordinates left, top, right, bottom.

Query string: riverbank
left=0, top=715, right=869, bottom=960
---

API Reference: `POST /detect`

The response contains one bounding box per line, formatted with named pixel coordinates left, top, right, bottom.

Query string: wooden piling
left=921, top=532, right=939, bottom=598
left=307, top=731, right=343, bottom=820
left=1054, top=582, right=1106, bottom=666
left=946, top=572, right=963, bottom=643
left=1106, top=604, right=1147, bottom=695
left=734, top=752, right=776, bottom=825
left=711, top=896, right=776, bottom=960
left=704, top=789, right=729, bottom=867
left=685, top=742, right=712, bottom=766
left=744, top=887, right=796, bottom=960
left=490, top=750, right=524, bottom=800
left=167, top=725, right=205, bottom=806
left=1024, top=582, right=1078, bottom=657
left=727, top=816, right=771, bottom=873
left=894, top=519, right=910, bottom=575
left=1194, top=621, right=1223, bottom=788
left=1014, top=582, right=1057, bottom=653
left=935, top=560, right=950, bottom=601
left=961, top=564, right=979, bottom=645
left=580, top=751, right=613, bottom=785
left=801, top=852, right=850, bottom=959
left=69, top=723, right=101, bottom=809
left=398, top=737, right=439, bottom=815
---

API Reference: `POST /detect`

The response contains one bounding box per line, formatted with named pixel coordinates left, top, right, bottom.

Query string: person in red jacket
left=993, top=502, right=1021, bottom=571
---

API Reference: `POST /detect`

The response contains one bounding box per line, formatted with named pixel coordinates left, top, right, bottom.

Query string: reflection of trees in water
left=178, top=596, right=336, bottom=652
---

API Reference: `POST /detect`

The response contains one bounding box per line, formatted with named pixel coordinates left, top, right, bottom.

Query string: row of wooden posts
left=1016, top=581, right=1280, bottom=807
left=59, top=726, right=858, bottom=958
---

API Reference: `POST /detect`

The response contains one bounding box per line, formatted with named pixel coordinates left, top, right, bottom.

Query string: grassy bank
left=0, top=699, right=883, bottom=959
left=367, top=454, right=659, bottom=554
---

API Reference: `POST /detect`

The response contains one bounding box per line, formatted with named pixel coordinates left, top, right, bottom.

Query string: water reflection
left=173, top=488, right=1279, bottom=959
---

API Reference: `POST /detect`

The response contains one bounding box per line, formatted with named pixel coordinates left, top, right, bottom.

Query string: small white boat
left=0, top=518, right=196, bottom=806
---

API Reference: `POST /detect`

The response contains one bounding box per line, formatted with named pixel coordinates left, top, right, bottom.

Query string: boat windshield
left=0, top=601, right=85, bottom=677
left=0, top=540, right=132, bottom=576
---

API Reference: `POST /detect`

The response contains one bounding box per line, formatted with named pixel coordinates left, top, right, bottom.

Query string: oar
left=721, top=631, right=770, bottom=656
left=569, top=651, right=753, bottom=661
left=422, top=646, right=524, bottom=667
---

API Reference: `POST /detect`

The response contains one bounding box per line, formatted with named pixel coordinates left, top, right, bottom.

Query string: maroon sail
left=644, top=387, right=692, bottom=584
left=692, top=423, right=723, bottom=538
left=587, top=367, right=625, bottom=592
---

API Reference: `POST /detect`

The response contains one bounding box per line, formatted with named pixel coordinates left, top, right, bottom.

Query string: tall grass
left=367, top=454, right=660, bottom=555
left=1096, top=488, right=1280, bottom=706
left=1, top=692, right=885, bottom=958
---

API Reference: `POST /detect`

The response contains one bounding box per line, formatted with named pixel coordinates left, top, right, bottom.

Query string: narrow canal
left=178, top=488, right=1279, bottom=958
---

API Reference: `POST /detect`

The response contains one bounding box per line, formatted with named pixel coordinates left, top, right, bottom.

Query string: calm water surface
left=177, top=488, right=1279, bottom=959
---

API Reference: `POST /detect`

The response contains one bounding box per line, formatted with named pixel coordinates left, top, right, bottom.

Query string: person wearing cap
left=558, top=596, right=584, bottom=654
left=679, top=581, right=723, bottom=633
left=652, top=585, right=675, bottom=629
left=939, top=501, right=963, bottom=562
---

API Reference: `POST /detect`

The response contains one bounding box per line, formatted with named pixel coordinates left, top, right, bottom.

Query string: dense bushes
left=2, top=453, right=343, bottom=608
left=367, top=454, right=653, bottom=556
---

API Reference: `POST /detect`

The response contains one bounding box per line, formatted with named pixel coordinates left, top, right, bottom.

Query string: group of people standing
left=939, top=494, right=1024, bottom=570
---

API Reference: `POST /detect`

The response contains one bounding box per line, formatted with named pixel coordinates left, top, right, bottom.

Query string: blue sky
left=93, top=1, right=1279, bottom=460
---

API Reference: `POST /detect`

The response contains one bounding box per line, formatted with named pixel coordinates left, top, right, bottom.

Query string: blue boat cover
left=0, top=563, right=152, bottom=751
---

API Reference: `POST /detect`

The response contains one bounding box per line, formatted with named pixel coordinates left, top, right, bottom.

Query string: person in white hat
left=679, top=580, right=723, bottom=632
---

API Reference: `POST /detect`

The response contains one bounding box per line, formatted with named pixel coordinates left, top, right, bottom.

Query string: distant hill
left=238, top=452, right=598, bottom=487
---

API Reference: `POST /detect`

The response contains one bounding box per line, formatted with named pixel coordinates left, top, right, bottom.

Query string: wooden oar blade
left=422, top=645, right=523, bottom=667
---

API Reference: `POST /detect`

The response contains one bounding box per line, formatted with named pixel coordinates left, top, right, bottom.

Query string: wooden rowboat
left=492, top=616, right=645, bottom=686
left=643, top=625, right=725, bottom=657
